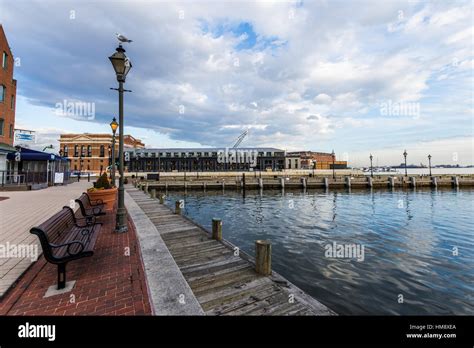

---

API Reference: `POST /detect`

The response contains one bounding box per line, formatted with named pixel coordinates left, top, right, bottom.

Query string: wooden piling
left=410, top=176, right=416, bottom=188
left=175, top=200, right=182, bottom=214
left=280, top=177, right=285, bottom=189
left=150, top=188, right=156, bottom=199
left=367, top=176, right=373, bottom=187
left=431, top=176, right=438, bottom=187
left=255, top=240, right=272, bottom=276
left=159, top=194, right=164, bottom=204
left=324, top=177, right=329, bottom=189
left=258, top=178, right=263, bottom=189
left=212, top=218, right=222, bottom=241
left=345, top=176, right=351, bottom=188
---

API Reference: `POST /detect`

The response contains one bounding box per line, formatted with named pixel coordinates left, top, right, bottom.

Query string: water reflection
left=164, top=187, right=474, bottom=315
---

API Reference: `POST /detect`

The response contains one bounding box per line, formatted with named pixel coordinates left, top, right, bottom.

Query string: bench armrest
left=50, top=240, right=85, bottom=256
left=76, top=215, right=96, bottom=227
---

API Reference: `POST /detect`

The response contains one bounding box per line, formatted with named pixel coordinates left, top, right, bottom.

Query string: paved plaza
left=0, top=181, right=91, bottom=297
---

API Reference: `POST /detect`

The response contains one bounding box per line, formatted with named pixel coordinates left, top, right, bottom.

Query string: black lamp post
left=428, top=154, right=432, bottom=177
left=403, top=149, right=408, bottom=177
left=109, top=44, right=132, bottom=233
left=110, top=117, right=118, bottom=185
left=331, top=149, right=335, bottom=179
left=79, top=156, right=84, bottom=182
left=369, top=153, right=373, bottom=178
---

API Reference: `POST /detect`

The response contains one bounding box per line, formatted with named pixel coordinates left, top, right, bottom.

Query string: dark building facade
left=125, top=148, right=286, bottom=172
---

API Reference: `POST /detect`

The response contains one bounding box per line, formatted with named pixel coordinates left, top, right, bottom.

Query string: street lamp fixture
left=331, top=149, right=336, bottom=180
left=369, top=153, right=373, bottom=178
left=109, top=117, right=118, bottom=185
left=428, top=154, right=432, bottom=177
left=109, top=44, right=132, bottom=233
left=403, top=150, right=408, bottom=177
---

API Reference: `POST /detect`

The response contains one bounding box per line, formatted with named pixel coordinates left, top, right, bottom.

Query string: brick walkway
left=0, top=181, right=91, bottom=297
left=0, top=212, right=152, bottom=315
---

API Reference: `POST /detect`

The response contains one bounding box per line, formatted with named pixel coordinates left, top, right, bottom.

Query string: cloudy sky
left=0, top=0, right=472, bottom=166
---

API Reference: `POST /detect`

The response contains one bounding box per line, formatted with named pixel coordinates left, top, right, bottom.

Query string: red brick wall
left=0, top=25, right=16, bottom=146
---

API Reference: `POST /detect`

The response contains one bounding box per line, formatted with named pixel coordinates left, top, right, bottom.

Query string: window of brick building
left=0, top=118, right=4, bottom=136
left=100, top=145, right=105, bottom=157
left=64, top=145, right=68, bottom=157
left=0, top=85, right=5, bottom=102
left=74, top=145, right=79, bottom=157
left=87, top=145, right=92, bottom=157
left=2, top=52, right=7, bottom=69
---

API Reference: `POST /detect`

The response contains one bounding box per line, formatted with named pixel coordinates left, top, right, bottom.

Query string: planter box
left=87, top=187, right=117, bottom=212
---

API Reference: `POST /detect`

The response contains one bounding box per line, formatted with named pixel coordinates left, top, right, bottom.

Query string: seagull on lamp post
left=116, top=33, right=133, bottom=43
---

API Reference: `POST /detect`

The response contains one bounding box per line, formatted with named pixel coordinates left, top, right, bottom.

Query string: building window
left=74, top=145, right=79, bottom=157
left=2, top=52, right=7, bottom=69
left=0, top=85, right=5, bottom=102
left=87, top=145, right=92, bottom=157
left=10, top=95, right=14, bottom=109
left=9, top=124, right=13, bottom=138
left=81, top=145, right=85, bottom=157
left=100, top=145, right=105, bottom=157
left=64, top=145, right=68, bottom=157
left=0, top=118, right=4, bottom=136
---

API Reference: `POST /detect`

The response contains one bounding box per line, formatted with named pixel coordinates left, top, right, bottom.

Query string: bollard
left=145, top=183, right=149, bottom=193
left=255, top=240, right=272, bottom=275
left=88, top=173, right=90, bottom=182
left=159, top=194, right=164, bottom=204
left=389, top=177, right=395, bottom=188
left=431, top=176, right=438, bottom=187
left=175, top=200, right=182, bottom=214
left=222, top=181, right=225, bottom=190
left=410, top=176, right=416, bottom=188
left=258, top=177, right=263, bottom=189
left=280, top=177, right=285, bottom=189
left=150, top=188, right=156, bottom=199
left=324, top=177, right=329, bottom=189
left=301, top=177, right=307, bottom=189
left=345, top=176, right=351, bottom=188
left=367, top=176, right=373, bottom=187
left=452, top=176, right=459, bottom=187
left=212, top=218, right=222, bottom=241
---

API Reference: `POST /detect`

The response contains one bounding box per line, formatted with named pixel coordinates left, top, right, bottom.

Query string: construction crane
left=232, top=129, right=249, bottom=148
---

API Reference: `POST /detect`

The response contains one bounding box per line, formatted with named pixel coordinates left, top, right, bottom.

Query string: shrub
left=93, top=172, right=112, bottom=190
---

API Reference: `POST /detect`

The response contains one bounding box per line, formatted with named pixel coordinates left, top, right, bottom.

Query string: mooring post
left=150, top=188, right=156, bottom=199
left=212, top=218, right=222, bottom=241
left=280, top=177, right=285, bottom=189
left=242, top=173, right=246, bottom=191
left=431, top=176, right=438, bottom=187
left=367, top=176, right=373, bottom=188
left=389, top=176, right=395, bottom=188
left=184, top=182, right=188, bottom=190
left=222, top=181, right=225, bottom=190
left=301, top=177, right=307, bottom=189
left=175, top=200, right=182, bottom=214
left=255, top=240, right=272, bottom=275
left=203, top=182, right=207, bottom=191
left=410, top=176, right=416, bottom=188
left=324, top=177, right=329, bottom=189
left=159, top=194, right=164, bottom=204
left=345, top=176, right=351, bottom=188
left=258, top=177, right=263, bottom=189
left=452, top=176, right=459, bottom=187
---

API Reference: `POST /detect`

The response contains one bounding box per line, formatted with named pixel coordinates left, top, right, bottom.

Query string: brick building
left=287, top=151, right=348, bottom=169
left=0, top=24, right=17, bottom=176
left=59, top=133, right=144, bottom=174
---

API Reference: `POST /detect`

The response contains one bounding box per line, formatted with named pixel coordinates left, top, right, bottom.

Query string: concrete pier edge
left=125, top=190, right=204, bottom=315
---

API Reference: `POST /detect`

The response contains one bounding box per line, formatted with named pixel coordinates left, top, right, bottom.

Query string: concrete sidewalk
left=0, top=181, right=91, bottom=297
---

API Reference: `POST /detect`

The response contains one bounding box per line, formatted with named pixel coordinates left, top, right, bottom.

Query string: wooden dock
left=126, top=187, right=335, bottom=316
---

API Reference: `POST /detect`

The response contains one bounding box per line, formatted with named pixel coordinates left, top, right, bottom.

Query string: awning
left=6, top=147, right=70, bottom=162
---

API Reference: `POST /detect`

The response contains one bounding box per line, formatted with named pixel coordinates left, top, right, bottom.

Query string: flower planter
left=87, top=187, right=117, bottom=212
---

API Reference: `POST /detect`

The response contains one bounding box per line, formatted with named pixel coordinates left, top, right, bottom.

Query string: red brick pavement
left=0, top=211, right=152, bottom=316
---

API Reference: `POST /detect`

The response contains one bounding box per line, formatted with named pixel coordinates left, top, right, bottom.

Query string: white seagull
left=116, top=33, right=133, bottom=43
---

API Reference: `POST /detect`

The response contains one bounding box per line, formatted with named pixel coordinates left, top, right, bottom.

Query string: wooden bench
left=75, top=192, right=106, bottom=219
left=30, top=206, right=102, bottom=289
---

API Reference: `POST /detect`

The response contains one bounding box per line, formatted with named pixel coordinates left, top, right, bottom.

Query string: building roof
left=6, top=147, right=69, bottom=161
left=131, top=147, right=284, bottom=152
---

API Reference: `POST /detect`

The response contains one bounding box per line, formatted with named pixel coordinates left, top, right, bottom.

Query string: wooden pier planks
left=127, top=188, right=335, bottom=316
